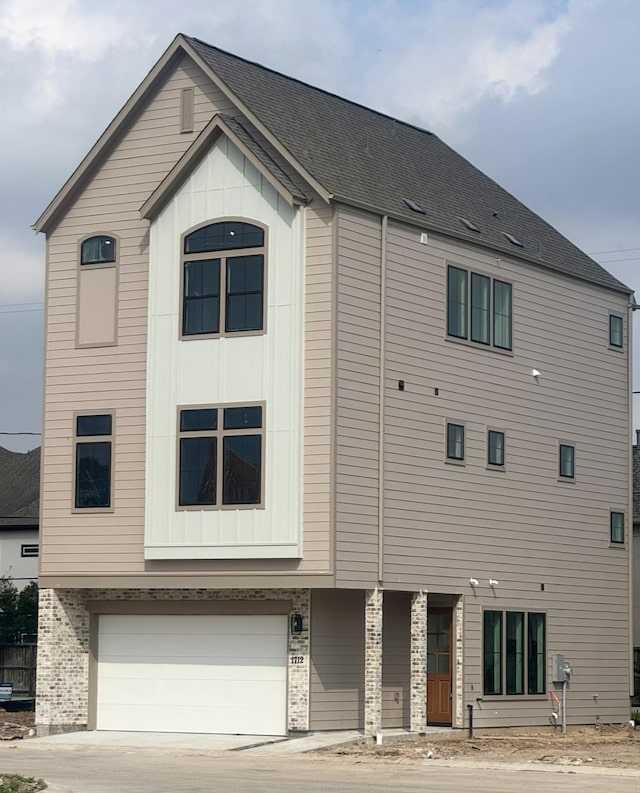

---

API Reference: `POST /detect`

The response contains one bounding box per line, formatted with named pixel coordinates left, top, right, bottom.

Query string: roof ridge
left=184, top=35, right=436, bottom=140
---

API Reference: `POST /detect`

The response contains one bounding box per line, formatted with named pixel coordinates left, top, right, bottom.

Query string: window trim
left=610, top=510, right=625, bottom=545
left=487, top=428, right=506, bottom=468
left=179, top=218, right=268, bottom=341
left=482, top=609, right=547, bottom=697
left=558, top=442, right=576, bottom=481
left=445, top=420, right=465, bottom=464
left=72, top=410, right=115, bottom=513
left=446, top=263, right=513, bottom=352
left=175, top=401, right=266, bottom=511
left=20, top=544, right=39, bottom=558
left=79, top=233, right=118, bottom=267
left=608, top=313, right=624, bottom=350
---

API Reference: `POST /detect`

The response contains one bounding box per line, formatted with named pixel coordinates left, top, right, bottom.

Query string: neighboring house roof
left=0, top=447, right=40, bottom=528
left=633, top=442, right=640, bottom=525
left=35, top=33, right=631, bottom=296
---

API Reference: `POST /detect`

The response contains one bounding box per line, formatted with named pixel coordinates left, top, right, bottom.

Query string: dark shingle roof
left=0, top=447, right=40, bottom=528
left=187, top=36, right=630, bottom=294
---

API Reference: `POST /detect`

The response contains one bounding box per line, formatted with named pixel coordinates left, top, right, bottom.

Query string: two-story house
left=0, top=446, right=40, bottom=589
left=34, top=34, right=632, bottom=737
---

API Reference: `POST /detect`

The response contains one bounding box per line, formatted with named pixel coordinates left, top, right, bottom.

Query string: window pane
left=527, top=613, right=546, bottom=694
left=506, top=612, right=524, bottom=695
left=183, top=296, right=220, bottom=335
left=225, top=256, right=264, bottom=332
left=437, top=654, right=450, bottom=674
left=223, top=435, right=261, bottom=504
left=559, top=444, right=575, bottom=478
left=76, top=414, right=112, bottom=437
left=488, top=430, right=505, bottom=466
left=471, top=273, right=490, bottom=344
left=75, top=441, right=111, bottom=508
left=447, top=267, right=468, bottom=339
left=180, top=409, right=217, bottom=432
left=179, top=437, right=216, bottom=506
left=184, top=260, right=220, bottom=297
left=184, top=222, right=264, bottom=253
left=81, top=236, right=116, bottom=265
left=609, top=315, right=623, bottom=348
left=223, top=406, right=262, bottom=430
left=610, top=512, right=625, bottom=544
left=483, top=611, right=502, bottom=695
left=493, top=280, right=512, bottom=350
left=446, top=423, right=464, bottom=460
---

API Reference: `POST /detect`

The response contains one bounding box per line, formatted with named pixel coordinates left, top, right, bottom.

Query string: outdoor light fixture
left=469, top=577, right=479, bottom=587
left=290, top=613, right=304, bottom=634
left=489, top=578, right=499, bottom=587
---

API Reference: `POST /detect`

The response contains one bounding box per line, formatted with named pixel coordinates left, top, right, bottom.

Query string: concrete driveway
left=1, top=740, right=640, bottom=793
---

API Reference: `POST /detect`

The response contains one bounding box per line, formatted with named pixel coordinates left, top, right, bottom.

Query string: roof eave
left=332, top=195, right=634, bottom=296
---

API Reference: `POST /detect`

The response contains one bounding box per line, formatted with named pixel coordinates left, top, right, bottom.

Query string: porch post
left=364, top=588, right=383, bottom=737
left=410, top=590, right=428, bottom=733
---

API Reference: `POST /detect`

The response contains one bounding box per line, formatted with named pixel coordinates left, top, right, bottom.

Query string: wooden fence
left=0, top=644, right=37, bottom=698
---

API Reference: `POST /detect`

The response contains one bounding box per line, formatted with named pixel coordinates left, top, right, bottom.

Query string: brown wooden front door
left=427, top=608, right=452, bottom=725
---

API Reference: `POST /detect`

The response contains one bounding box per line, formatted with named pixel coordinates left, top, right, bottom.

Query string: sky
left=0, top=0, right=639, bottom=452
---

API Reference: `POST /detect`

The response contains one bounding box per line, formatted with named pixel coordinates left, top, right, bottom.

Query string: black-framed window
left=81, top=235, right=116, bottom=265
left=182, top=221, right=265, bottom=337
left=488, top=430, right=505, bottom=466
left=446, top=423, right=465, bottom=461
left=559, top=444, right=575, bottom=479
left=446, top=265, right=512, bottom=350
left=610, top=511, right=625, bottom=544
left=609, top=314, right=623, bottom=348
left=178, top=405, right=263, bottom=508
left=75, top=413, right=113, bottom=508
left=484, top=610, right=546, bottom=696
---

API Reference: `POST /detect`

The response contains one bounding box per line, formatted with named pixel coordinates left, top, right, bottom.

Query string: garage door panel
left=97, top=614, right=288, bottom=735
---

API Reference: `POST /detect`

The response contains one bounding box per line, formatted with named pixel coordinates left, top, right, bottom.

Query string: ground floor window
left=483, top=610, right=546, bottom=696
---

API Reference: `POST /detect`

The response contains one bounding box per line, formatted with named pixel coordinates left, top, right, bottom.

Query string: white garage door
left=96, top=614, right=288, bottom=735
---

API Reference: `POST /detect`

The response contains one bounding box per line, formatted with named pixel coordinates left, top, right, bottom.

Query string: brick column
left=410, top=590, right=428, bottom=733
left=364, top=588, right=383, bottom=738
left=454, top=595, right=464, bottom=728
left=287, top=589, right=310, bottom=732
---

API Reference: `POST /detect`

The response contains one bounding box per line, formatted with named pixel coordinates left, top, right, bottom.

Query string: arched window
left=80, top=235, right=116, bottom=265
left=182, top=221, right=266, bottom=337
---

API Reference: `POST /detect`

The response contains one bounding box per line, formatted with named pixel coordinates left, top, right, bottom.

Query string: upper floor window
left=446, top=422, right=465, bottom=462
left=447, top=265, right=512, bottom=351
left=487, top=430, right=505, bottom=467
left=178, top=404, right=264, bottom=508
left=182, top=221, right=266, bottom=338
left=81, top=235, right=116, bottom=265
left=558, top=444, right=575, bottom=479
left=609, top=314, right=623, bottom=348
left=610, top=511, right=625, bottom=544
left=75, top=413, right=113, bottom=509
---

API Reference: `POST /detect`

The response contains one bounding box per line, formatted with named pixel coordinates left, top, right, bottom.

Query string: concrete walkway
left=29, top=726, right=451, bottom=754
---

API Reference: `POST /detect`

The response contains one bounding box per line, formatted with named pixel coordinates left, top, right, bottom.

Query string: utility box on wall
left=552, top=653, right=568, bottom=682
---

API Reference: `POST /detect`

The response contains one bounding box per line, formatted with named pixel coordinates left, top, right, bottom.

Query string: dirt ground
left=325, top=726, right=640, bottom=770
left=0, top=710, right=35, bottom=742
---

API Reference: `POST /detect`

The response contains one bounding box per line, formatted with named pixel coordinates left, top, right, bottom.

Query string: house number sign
left=290, top=656, right=304, bottom=665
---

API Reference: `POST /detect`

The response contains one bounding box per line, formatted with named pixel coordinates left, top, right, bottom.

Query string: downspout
left=377, top=215, right=388, bottom=585
left=628, top=299, right=637, bottom=697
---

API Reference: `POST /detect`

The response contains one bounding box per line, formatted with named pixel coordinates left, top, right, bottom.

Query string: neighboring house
left=33, top=34, right=632, bottom=737
left=633, top=433, right=640, bottom=705
left=0, top=446, right=40, bottom=590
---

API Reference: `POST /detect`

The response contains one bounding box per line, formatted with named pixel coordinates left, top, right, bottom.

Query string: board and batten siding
left=380, top=220, right=630, bottom=726
left=309, top=589, right=365, bottom=730
left=334, top=206, right=382, bottom=587
left=145, top=135, right=303, bottom=560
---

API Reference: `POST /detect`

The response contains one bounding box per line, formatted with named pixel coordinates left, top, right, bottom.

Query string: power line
left=0, top=432, right=41, bottom=436
left=0, top=308, right=44, bottom=316
left=0, top=301, right=43, bottom=309
left=594, top=256, right=640, bottom=264
left=588, top=246, right=640, bottom=255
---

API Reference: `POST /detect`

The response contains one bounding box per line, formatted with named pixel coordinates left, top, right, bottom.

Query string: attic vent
left=503, top=232, right=524, bottom=248
left=459, top=217, right=480, bottom=233
left=403, top=198, right=426, bottom=215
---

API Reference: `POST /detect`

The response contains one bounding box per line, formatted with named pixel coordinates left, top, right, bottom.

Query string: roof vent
left=503, top=232, right=524, bottom=248
left=403, top=198, right=426, bottom=214
left=459, top=217, right=480, bottom=233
